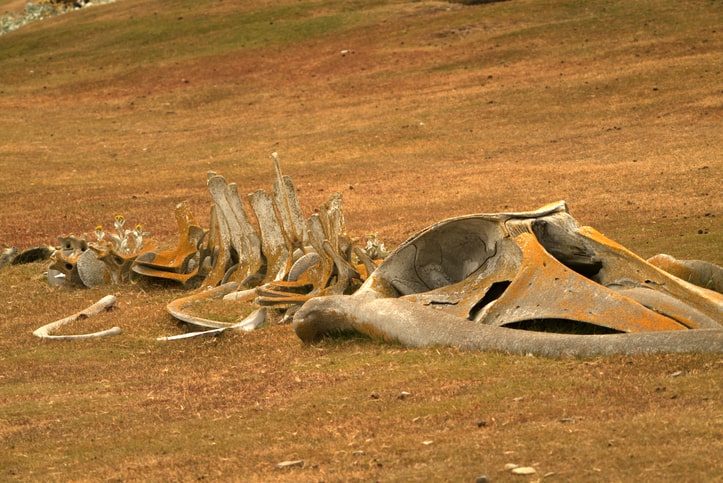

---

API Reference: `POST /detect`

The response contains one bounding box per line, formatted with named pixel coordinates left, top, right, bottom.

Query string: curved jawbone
left=293, top=295, right=723, bottom=358
left=293, top=201, right=722, bottom=357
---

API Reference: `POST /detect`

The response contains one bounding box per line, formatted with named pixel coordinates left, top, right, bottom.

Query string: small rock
left=0, top=247, right=18, bottom=270
left=275, top=460, right=304, bottom=469
left=352, top=450, right=365, bottom=457
left=422, top=440, right=433, bottom=446
left=475, top=476, right=489, bottom=483
left=398, top=391, right=411, bottom=400
left=504, top=463, right=519, bottom=470
left=670, top=370, right=684, bottom=377
left=511, top=467, right=536, bottom=475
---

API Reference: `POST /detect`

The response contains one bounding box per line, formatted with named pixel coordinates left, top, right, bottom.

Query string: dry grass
left=0, top=0, right=721, bottom=481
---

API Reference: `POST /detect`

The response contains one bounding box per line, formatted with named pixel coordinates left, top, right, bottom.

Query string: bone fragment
left=133, top=201, right=203, bottom=272
left=648, top=253, right=723, bottom=293
left=157, top=307, right=266, bottom=340
left=306, top=214, right=334, bottom=291
left=166, top=282, right=241, bottom=329
left=33, top=295, right=121, bottom=340
left=288, top=252, right=321, bottom=282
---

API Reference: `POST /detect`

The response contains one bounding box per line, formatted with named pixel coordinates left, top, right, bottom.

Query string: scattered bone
left=511, top=467, right=536, bottom=475
left=275, top=460, right=304, bottom=469
left=207, top=175, right=262, bottom=284
left=33, top=295, right=121, bottom=340
left=271, top=152, right=307, bottom=251
left=287, top=252, right=321, bottom=282
left=248, top=189, right=291, bottom=282
left=48, top=214, right=158, bottom=288
left=166, top=282, right=241, bottom=329
left=48, top=235, right=88, bottom=286
left=157, top=307, right=266, bottom=340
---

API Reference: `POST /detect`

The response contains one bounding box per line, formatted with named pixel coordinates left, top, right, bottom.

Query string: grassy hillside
left=0, top=0, right=721, bottom=481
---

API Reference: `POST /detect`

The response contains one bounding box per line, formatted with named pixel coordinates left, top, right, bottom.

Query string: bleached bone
left=254, top=189, right=371, bottom=307
left=201, top=204, right=232, bottom=288
left=166, top=282, right=247, bottom=329
left=288, top=252, right=321, bottom=282
left=33, top=295, right=121, bottom=340
left=48, top=235, right=88, bottom=287
left=130, top=201, right=206, bottom=286
left=226, top=182, right=263, bottom=278
left=76, top=248, right=109, bottom=287
left=294, top=295, right=723, bottom=357
left=294, top=202, right=722, bottom=356
left=222, top=287, right=258, bottom=302
left=157, top=307, right=266, bottom=341
left=207, top=175, right=250, bottom=277
left=165, top=160, right=378, bottom=326
left=305, top=214, right=335, bottom=292
left=648, top=253, right=723, bottom=293
left=248, top=189, right=292, bottom=282
left=271, top=152, right=307, bottom=250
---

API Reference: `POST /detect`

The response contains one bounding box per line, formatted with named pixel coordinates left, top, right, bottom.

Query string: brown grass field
left=0, top=0, right=721, bottom=481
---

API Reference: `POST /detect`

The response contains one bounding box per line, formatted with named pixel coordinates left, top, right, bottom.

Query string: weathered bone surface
left=294, top=295, right=723, bottom=357
left=647, top=253, right=723, bottom=294
left=161, top=155, right=376, bottom=336
left=33, top=295, right=121, bottom=340
left=48, top=216, right=157, bottom=288
left=158, top=306, right=266, bottom=341
left=132, top=201, right=208, bottom=288
left=34, top=154, right=719, bottom=354
left=294, top=202, right=722, bottom=356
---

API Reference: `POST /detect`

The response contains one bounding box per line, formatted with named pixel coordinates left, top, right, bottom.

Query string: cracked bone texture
left=294, top=202, right=722, bottom=356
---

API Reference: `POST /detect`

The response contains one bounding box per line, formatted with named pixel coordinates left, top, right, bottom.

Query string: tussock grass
left=0, top=0, right=721, bottom=480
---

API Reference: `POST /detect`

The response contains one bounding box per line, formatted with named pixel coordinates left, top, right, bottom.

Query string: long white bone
left=157, top=307, right=266, bottom=341
left=33, top=295, right=121, bottom=340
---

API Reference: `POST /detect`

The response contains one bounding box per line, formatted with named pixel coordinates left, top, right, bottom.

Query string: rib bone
left=33, top=295, right=121, bottom=340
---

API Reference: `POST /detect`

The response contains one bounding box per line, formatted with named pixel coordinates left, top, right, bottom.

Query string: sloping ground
left=0, top=0, right=721, bottom=481
left=0, top=0, right=720, bottom=261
